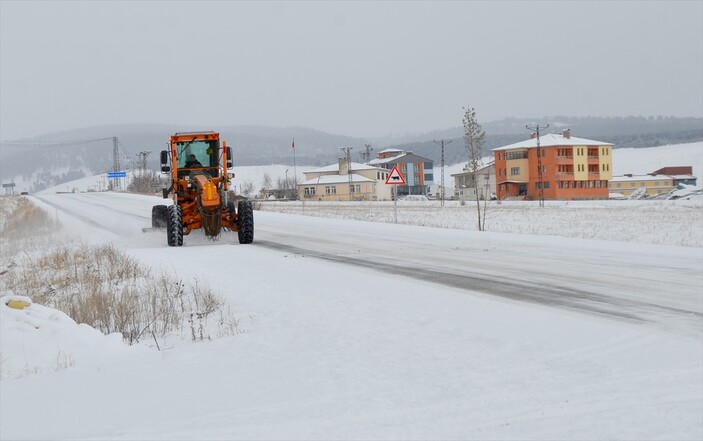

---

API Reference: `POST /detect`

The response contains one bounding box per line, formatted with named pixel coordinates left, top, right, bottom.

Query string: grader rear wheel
left=237, top=200, right=254, bottom=244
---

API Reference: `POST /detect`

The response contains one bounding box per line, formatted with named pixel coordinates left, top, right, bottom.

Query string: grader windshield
left=176, top=139, right=219, bottom=169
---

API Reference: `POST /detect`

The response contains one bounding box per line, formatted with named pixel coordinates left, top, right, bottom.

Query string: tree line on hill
left=1, top=116, right=700, bottom=192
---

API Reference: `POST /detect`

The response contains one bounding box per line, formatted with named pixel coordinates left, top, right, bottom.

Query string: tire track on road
left=256, top=240, right=702, bottom=327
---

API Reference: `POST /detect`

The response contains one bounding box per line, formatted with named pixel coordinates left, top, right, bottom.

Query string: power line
left=0, top=136, right=115, bottom=148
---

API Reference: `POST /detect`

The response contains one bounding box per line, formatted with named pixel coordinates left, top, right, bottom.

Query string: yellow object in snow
left=6, top=300, right=30, bottom=310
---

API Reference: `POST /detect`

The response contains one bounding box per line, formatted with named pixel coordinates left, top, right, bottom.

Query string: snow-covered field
left=257, top=198, right=703, bottom=247
left=0, top=142, right=702, bottom=440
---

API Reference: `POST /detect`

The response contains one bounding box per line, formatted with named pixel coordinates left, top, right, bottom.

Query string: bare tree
left=241, top=180, right=255, bottom=199
left=127, top=170, right=164, bottom=194
left=261, top=173, right=272, bottom=190
left=462, top=106, right=487, bottom=231
left=275, top=175, right=297, bottom=199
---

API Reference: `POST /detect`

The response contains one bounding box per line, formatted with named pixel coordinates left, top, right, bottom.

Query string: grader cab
left=151, top=131, right=254, bottom=246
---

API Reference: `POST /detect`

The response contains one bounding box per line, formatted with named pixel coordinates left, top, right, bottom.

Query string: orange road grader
left=150, top=131, right=254, bottom=246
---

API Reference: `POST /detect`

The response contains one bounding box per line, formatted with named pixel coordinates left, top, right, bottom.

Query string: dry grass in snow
left=0, top=195, right=241, bottom=349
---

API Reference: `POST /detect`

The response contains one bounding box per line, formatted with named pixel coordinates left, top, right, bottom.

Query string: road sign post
left=385, top=166, right=406, bottom=224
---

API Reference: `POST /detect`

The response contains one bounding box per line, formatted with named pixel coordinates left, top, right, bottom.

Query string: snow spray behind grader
left=148, top=131, right=254, bottom=246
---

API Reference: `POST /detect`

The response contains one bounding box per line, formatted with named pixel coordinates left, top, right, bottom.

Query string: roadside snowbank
left=0, top=295, right=134, bottom=379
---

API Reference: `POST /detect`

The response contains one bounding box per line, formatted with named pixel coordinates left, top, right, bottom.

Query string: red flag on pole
left=292, top=138, right=295, bottom=150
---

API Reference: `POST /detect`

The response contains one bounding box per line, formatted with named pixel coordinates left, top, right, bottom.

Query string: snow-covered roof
left=667, top=174, right=697, bottom=180
left=377, top=148, right=404, bottom=154
left=493, top=133, right=613, bottom=151
left=450, top=161, right=495, bottom=176
left=610, top=175, right=674, bottom=183
left=369, top=152, right=409, bottom=165
left=299, top=174, right=375, bottom=186
left=307, top=162, right=380, bottom=173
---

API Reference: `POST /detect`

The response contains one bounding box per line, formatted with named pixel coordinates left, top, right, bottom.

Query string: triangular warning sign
left=385, top=166, right=406, bottom=185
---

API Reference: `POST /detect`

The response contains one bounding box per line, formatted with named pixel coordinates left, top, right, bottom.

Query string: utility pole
left=111, top=136, right=120, bottom=191
left=292, top=138, right=298, bottom=199
left=361, top=144, right=373, bottom=163
left=340, top=147, right=353, bottom=201
left=137, top=151, right=150, bottom=173
left=433, top=139, right=452, bottom=206
left=525, top=124, right=549, bottom=207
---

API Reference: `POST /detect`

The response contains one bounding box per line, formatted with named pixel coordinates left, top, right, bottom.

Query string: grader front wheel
left=167, top=204, right=183, bottom=247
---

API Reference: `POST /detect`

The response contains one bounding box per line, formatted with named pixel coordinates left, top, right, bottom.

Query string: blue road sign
left=107, top=171, right=127, bottom=178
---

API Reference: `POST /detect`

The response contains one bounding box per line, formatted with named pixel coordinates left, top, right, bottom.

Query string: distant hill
left=0, top=124, right=367, bottom=192
left=381, top=116, right=703, bottom=166
left=1, top=116, right=700, bottom=192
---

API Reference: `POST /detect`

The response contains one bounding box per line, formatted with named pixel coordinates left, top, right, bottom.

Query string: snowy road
left=6, top=191, right=699, bottom=440
left=37, top=192, right=703, bottom=337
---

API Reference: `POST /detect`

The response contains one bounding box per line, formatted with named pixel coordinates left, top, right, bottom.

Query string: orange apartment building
left=493, top=129, right=613, bottom=200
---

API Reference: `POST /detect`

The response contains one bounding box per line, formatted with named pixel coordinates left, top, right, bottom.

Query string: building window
left=325, top=186, right=336, bottom=194
left=510, top=167, right=520, bottom=175
left=506, top=151, right=528, bottom=160
left=350, top=184, right=361, bottom=193
left=304, top=187, right=316, bottom=196
left=544, top=181, right=550, bottom=189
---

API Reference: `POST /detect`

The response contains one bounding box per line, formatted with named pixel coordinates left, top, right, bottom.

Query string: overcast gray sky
left=1, top=0, right=701, bottom=140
